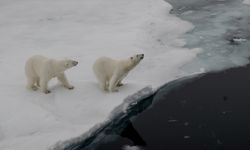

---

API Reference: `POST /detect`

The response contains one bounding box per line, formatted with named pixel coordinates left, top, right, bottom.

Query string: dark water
left=95, top=64, right=250, bottom=150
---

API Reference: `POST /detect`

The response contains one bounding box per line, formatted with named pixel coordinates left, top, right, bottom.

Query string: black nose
left=73, top=61, right=78, bottom=66
left=140, top=54, right=144, bottom=59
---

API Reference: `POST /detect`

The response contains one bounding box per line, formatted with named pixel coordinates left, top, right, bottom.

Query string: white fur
left=93, top=54, right=144, bottom=92
left=25, top=55, right=78, bottom=94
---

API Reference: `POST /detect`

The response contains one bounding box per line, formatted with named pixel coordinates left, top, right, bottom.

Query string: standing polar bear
left=93, top=54, right=144, bottom=92
left=25, top=55, right=78, bottom=94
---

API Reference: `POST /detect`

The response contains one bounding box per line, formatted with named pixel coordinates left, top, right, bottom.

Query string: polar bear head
left=64, top=59, right=78, bottom=69
left=49, top=58, right=78, bottom=73
left=126, top=54, right=144, bottom=71
left=130, top=54, right=144, bottom=65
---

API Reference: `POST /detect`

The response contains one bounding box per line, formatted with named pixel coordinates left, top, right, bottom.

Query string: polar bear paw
left=67, top=86, right=74, bottom=90
left=117, top=83, right=124, bottom=87
left=44, top=90, right=51, bottom=94
left=31, top=86, right=38, bottom=91
left=27, top=85, right=38, bottom=91
left=109, top=88, right=119, bottom=92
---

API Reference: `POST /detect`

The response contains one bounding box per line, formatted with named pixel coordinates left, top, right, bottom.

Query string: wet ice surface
left=94, top=0, right=250, bottom=150
left=168, top=0, right=250, bottom=72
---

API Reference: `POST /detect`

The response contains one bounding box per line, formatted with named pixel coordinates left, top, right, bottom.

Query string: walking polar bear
left=93, top=54, right=144, bottom=92
left=25, top=55, right=78, bottom=94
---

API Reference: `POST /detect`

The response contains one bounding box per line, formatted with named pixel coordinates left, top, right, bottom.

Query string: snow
left=243, top=0, right=250, bottom=5
left=0, top=0, right=201, bottom=149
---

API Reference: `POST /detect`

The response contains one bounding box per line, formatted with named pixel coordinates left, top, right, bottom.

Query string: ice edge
left=52, top=73, right=204, bottom=150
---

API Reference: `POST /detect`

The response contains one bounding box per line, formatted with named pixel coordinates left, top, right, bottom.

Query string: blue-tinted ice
left=168, top=0, right=250, bottom=72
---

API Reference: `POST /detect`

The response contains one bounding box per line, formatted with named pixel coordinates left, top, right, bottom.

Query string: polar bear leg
left=94, top=71, right=108, bottom=91
left=99, top=80, right=108, bottom=91
left=117, top=73, right=127, bottom=87
left=40, top=78, right=50, bottom=94
left=96, top=76, right=108, bottom=91
left=35, top=77, right=40, bottom=87
left=117, top=80, right=123, bottom=87
left=57, top=73, right=74, bottom=90
left=27, top=77, right=38, bottom=91
left=109, top=74, right=120, bottom=92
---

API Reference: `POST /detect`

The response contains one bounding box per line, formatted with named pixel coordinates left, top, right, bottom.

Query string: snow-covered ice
left=0, top=0, right=201, bottom=149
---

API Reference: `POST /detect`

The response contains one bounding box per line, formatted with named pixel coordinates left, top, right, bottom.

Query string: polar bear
left=93, top=54, right=144, bottom=92
left=25, top=55, right=78, bottom=94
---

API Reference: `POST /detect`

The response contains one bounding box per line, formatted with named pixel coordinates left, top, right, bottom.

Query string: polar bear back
left=93, top=57, right=118, bottom=80
left=25, top=55, right=50, bottom=78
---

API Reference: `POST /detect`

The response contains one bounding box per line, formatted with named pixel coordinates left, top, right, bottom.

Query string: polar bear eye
left=130, top=57, right=133, bottom=60
left=65, top=62, right=69, bottom=67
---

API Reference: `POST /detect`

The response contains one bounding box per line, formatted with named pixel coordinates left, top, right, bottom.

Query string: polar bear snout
left=64, top=60, right=78, bottom=68
left=72, top=61, right=78, bottom=66
left=137, top=54, right=144, bottom=60
left=140, top=54, right=144, bottom=59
